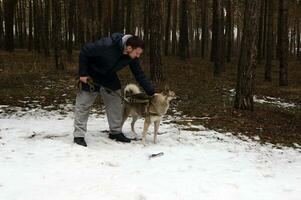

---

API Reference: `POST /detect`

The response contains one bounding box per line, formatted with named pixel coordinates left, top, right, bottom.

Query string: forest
left=1, top=1, right=301, bottom=199
left=0, top=0, right=301, bottom=146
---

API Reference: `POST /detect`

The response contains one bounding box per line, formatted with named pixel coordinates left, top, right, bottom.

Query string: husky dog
left=121, top=84, right=176, bottom=145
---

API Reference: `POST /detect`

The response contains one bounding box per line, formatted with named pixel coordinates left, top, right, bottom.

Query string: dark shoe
left=74, top=137, right=87, bottom=147
left=109, top=133, right=131, bottom=143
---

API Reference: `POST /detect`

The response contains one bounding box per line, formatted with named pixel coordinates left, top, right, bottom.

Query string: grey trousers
left=73, top=88, right=123, bottom=137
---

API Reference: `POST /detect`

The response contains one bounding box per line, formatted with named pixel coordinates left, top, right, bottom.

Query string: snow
left=229, top=89, right=297, bottom=108
left=0, top=106, right=301, bottom=200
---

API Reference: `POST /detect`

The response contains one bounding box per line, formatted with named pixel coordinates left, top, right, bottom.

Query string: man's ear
left=126, top=46, right=133, bottom=52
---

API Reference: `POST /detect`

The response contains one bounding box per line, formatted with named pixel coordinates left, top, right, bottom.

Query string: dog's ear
left=162, top=84, right=170, bottom=95
left=168, top=91, right=175, bottom=97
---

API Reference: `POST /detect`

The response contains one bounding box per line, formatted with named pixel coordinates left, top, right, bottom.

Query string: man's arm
left=129, top=59, right=155, bottom=96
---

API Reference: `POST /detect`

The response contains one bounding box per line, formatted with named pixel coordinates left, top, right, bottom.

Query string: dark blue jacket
left=79, top=33, right=155, bottom=96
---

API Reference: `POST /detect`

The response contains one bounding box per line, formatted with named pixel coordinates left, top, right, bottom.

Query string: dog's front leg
left=142, top=119, right=151, bottom=146
left=121, top=107, right=130, bottom=128
left=154, top=120, right=160, bottom=144
left=131, top=115, right=138, bottom=137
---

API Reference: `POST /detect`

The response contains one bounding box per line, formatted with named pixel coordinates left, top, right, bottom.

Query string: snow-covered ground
left=0, top=106, right=301, bottom=200
left=229, top=89, right=298, bottom=108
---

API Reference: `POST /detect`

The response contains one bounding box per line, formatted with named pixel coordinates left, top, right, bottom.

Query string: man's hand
left=79, top=76, right=89, bottom=83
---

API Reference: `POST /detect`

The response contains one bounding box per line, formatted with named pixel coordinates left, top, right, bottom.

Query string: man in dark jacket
left=73, top=33, right=155, bottom=146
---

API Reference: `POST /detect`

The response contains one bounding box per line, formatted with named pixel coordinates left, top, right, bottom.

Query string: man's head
left=124, top=36, right=145, bottom=59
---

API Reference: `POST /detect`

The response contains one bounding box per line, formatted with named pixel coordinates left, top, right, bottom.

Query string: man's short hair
left=126, top=36, right=145, bottom=49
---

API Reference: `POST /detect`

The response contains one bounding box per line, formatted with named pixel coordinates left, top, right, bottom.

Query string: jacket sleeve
left=129, top=59, right=155, bottom=96
left=79, top=40, right=106, bottom=76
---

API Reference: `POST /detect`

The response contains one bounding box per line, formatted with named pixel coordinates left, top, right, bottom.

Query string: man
left=73, top=33, right=155, bottom=147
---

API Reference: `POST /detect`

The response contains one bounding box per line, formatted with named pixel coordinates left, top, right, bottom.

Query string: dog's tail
left=124, top=84, right=141, bottom=96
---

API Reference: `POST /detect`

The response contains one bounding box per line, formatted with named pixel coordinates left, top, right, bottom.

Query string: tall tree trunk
left=201, top=0, right=208, bottom=59
left=28, top=0, right=33, bottom=51
left=38, top=0, right=48, bottom=56
left=234, top=0, right=260, bottom=111
left=297, top=4, right=301, bottom=58
left=143, top=0, right=149, bottom=54
left=43, top=0, right=50, bottom=56
left=149, top=0, right=163, bottom=82
left=64, top=0, right=68, bottom=48
left=220, top=0, right=225, bottom=71
left=278, top=0, right=288, bottom=86
left=293, top=20, right=298, bottom=56
left=16, top=0, right=24, bottom=48
left=225, top=0, right=233, bottom=62
left=15, top=7, right=19, bottom=47
left=0, top=1, right=4, bottom=48
left=264, top=0, right=274, bottom=81
left=120, top=0, right=125, bottom=33
left=171, top=0, right=177, bottom=56
left=212, top=0, right=224, bottom=76
left=257, top=0, right=265, bottom=63
left=297, top=1, right=301, bottom=59
left=3, top=0, right=17, bottom=51
left=33, top=0, right=41, bottom=52
left=112, top=0, right=121, bottom=33
left=68, top=0, right=76, bottom=61
left=97, top=0, right=103, bottom=37
left=77, top=0, right=85, bottom=45
left=164, top=0, right=172, bottom=56
left=289, top=25, right=293, bottom=56
left=188, top=3, right=193, bottom=56
left=262, top=0, right=268, bottom=59
left=21, top=0, right=27, bottom=46
left=195, top=0, right=201, bottom=57
left=52, top=0, right=64, bottom=70
left=179, top=0, right=189, bottom=60
left=236, top=22, right=241, bottom=56
left=211, top=0, right=216, bottom=62
left=105, top=0, right=112, bottom=36
left=126, top=0, right=133, bottom=34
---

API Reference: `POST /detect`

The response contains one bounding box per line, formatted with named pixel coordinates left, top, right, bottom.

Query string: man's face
left=125, top=46, right=143, bottom=59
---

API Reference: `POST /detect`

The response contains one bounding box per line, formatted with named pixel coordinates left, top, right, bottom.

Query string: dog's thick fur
left=121, top=84, right=176, bottom=145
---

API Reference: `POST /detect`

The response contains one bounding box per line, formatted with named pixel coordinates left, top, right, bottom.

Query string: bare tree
left=143, top=0, right=149, bottom=52
left=68, top=0, right=76, bottom=61
left=201, top=0, right=209, bottom=59
left=52, top=0, right=64, bottom=70
left=257, top=0, right=265, bottom=63
left=112, top=0, right=121, bottom=33
left=278, top=0, right=289, bottom=86
left=171, top=0, right=178, bottom=56
left=164, top=0, right=172, bottom=56
left=234, top=0, right=260, bottom=110
left=0, top=1, right=4, bottom=48
left=179, top=0, right=189, bottom=60
left=297, top=1, right=301, bottom=59
left=44, top=0, right=50, bottom=55
left=3, top=0, right=17, bottom=51
left=33, top=0, right=41, bottom=52
left=149, top=0, right=163, bottom=82
left=225, top=0, right=233, bottom=62
left=28, top=0, right=33, bottom=51
left=126, top=0, right=133, bottom=34
left=264, top=0, right=274, bottom=81
left=212, top=0, right=224, bottom=76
